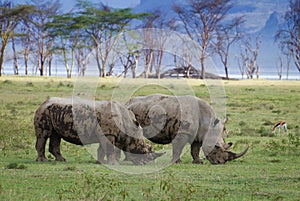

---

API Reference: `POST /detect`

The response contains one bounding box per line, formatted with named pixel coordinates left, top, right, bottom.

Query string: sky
left=99, top=0, right=140, bottom=8
left=10, top=0, right=300, bottom=78
left=14, top=0, right=141, bottom=9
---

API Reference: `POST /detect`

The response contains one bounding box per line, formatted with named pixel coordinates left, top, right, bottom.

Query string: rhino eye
left=133, top=120, right=139, bottom=127
left=213, top=118, right=220, bottom=127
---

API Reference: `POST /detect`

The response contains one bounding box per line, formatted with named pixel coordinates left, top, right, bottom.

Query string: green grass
left=0, top=76, right=300, bottom=200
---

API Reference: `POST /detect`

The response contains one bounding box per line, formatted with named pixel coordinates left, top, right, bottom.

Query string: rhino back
left=41, top=98, right=99, bottom=145
left=127, top=95, right=205, bottom=144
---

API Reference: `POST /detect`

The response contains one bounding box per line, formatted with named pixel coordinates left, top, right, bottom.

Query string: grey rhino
left=34, top=97, right=164, bottom=165
left=126, top=94, right=248, bottom=164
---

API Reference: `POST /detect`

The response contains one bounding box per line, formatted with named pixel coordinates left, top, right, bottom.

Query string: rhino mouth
left=206, top=146, right=249, bottom=165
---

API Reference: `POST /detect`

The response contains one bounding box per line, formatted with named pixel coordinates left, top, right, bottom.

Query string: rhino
left=34, top=97, right=164, bottom=165
left=126, top=94, right=248, bottom=164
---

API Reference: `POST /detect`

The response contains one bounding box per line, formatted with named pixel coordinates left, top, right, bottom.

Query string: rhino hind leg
left=191, top=141, right=203, bottom=164
left=35, top=136, right=49, bottom=162
left=49, top=133, right=66, bottom=162
left=171, top=133, right=190, bottom=164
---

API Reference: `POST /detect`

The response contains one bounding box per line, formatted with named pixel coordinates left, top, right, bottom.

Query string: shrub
left=265, top=133, right=300, bottom=156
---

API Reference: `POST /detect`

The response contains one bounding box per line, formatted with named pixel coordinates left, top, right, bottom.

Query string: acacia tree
left=0, top=1, right=35, bottom=76
left=173, top=0, right=234, bottom=79
left=75, top=1, right=148, bottom=77
left=29, top=0, right=60, bottom=76
left=276, top=0, right=300, bottom=73
left=46, top=13, right=86, bottom=78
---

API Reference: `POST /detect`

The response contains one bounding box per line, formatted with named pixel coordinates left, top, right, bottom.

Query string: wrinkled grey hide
left=126, top=94, right=248, bottom=164
left=34, top=97, right=164, bottom=165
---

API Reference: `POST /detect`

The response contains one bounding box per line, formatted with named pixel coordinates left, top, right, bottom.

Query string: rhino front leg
left=101, top=135, right=119, bottom=165
left=49, top=133, right=66, bottom=162
left=96, top=144, right=105, bottom=164
left=171, top=133, right=190, bottom=164
left=191, top=141, right=203, bottom=164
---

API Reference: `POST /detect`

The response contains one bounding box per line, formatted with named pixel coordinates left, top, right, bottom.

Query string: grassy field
left=0, top=76, right=300, bottom=200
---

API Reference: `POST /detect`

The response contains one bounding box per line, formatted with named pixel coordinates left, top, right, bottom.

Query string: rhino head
left=203, top=118, right=249, bottom=164
left=206, top=145, right=249, bottom=164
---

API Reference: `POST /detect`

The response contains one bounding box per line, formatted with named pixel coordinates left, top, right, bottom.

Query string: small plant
left=239, top=121, right=246, bottom=127
left=142, top=172, right=198, bottom=200
left=5, top=163, right=27, bottom=170
left=25, top=81, right=34, bottom=87
left=3, top=80, right=12, bottom=84
left=57, top=172, right=126, bottom=200
left=57, top=82, right=64, bottom=87
left=63, top=166, right=77, bottom=171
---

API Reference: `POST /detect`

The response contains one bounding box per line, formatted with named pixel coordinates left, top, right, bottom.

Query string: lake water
left=1, top=64, right=299, bottom=80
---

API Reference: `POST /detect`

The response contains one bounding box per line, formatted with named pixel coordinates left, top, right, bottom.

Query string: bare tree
left=139, top=11, right=165, bottom=78
left=215, top=16, right=244, bottom=79
left=237, top=55, right=246, bottom=79
left=276, top=0, right=300, bottom=73
left=117, top=33, right=140, bottom=78
left=276, top=55, right=283, bottom=80
left=285, top=50, right=292, bottom=79
left=240, top=36, right=261, bottom=79
left=173, top=0, right=234, bottom=79
left=75, top=42, right=92, bottom=77
left=174, top=36, right=194, bottom=78
left=119, top=53, right=135, bottom=78
left=19, top=19, right=33, bottom=75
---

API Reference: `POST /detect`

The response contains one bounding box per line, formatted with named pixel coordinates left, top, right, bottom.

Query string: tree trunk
left=225, top=66, right=229, bottom=80
left=24, top=51, right=29, bottom=75
left=0, top=34, right=9, bottom=77
left=200, top=56, right=205, bottom=79
left=12, top=35, right=19, bottom=75
left=186, top=66, right=191, bottom=78
left=39, top=54, right=44, bottom=76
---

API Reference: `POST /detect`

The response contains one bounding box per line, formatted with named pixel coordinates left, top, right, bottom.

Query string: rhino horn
left=227, top=146, right=249, bottom=161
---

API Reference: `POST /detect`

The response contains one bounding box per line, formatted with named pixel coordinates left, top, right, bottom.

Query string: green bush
left=265, top=133, right=300, bottom=156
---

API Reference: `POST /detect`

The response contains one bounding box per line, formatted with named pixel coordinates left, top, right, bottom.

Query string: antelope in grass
left=271, top=121, right=288, bottom=135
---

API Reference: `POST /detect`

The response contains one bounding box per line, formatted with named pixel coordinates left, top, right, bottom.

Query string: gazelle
left=271, top=121, right=288, bottom=135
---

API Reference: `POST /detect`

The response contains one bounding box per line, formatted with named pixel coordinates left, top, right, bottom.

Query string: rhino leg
left=191, top=141, right=203, bottom=164
left=35, top=123, right=51, bottom=162
left=171, top=133, right=190, bottom=164
left=115, top=148, right=121, bottom=162
left=49, top=133, right=66, bottom=162
left=35, top=135, right=48, bottom=162
left=101, top=135, right=119, bottom=165
left=96, top=144, right=105, bottom=164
